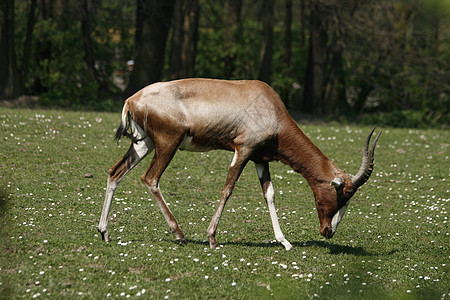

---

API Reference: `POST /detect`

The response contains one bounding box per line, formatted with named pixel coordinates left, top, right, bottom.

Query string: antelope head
left=314, top=128, right=382, bottom=239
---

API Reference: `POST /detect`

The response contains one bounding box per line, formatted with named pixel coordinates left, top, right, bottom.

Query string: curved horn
left=352, top=128, right=382, bottom=189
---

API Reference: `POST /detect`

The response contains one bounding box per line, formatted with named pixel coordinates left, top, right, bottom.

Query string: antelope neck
left=277, top=122, right=337, bottom=185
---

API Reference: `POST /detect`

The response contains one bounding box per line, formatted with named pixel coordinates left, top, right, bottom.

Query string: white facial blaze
left=331, top=201, right=350, bottom=233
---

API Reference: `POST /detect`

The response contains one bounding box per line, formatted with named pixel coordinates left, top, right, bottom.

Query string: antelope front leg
left=207, top=185, right=233, bottom=249
left=144, top=180, right=186, bottom=244
left=141, top=146, right=186, bottom=244
left=207, top=149, right=249, bottom=249
left=255, top=163, right=293, bottom=251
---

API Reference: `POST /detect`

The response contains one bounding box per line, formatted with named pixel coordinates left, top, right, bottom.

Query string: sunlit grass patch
left=0, top=108, right=448, bottom=299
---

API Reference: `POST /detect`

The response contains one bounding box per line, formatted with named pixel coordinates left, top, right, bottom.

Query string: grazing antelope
left=98, top=78, right=381, bottom=250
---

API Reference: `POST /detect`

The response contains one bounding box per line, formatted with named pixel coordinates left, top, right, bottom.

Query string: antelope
left=98, top=78, right=381, bottom=250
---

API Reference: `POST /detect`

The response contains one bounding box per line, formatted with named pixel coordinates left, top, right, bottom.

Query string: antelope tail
left=115, top=101, right=131, bottom=142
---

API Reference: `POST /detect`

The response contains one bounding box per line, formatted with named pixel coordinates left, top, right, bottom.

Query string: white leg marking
left=255, top=163, right=293, bottom=251
left=134, top=136, right=153, bottom=159
left=130, top=118, right=145, bottom=137
left=331, top=201, right=350, bottom=233
left=230, top=149, right=238, bottom=167
left=130, top=118, right=153, bottom=159
left=255, top=163, right=264, bottom=178
left=98, top=180, right=118, bottom=241
left=265, top=182, right=293, bottom=251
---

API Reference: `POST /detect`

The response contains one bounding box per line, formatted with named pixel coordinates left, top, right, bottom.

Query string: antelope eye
left=345, top=188, right=354, bottom=195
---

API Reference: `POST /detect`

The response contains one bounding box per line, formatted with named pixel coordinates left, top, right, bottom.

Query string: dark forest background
left=1, top=0, right=449, bottom=127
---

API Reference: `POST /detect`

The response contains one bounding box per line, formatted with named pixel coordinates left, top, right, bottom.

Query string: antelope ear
left=330, top=178, right=343, bottom=188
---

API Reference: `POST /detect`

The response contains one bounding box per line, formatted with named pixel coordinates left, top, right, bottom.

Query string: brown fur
left=99, top=79, right=376, bottom=247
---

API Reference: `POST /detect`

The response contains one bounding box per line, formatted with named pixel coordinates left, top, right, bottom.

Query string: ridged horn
left=352, top=128, right=382, bottom=189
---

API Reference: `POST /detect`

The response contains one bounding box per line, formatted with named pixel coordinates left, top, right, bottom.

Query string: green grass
left=0, top=108, right=448, bottom=299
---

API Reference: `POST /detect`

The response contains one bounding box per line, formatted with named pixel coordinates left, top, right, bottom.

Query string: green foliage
left=1, top=108, right=449, bottom=298
left=360, top=110, right=449, bottom=129
left=13, top=1, right=135, bottom=108
left=9, top=0, right=450, bottom=123
left=194, top=7, right=262, bottom=80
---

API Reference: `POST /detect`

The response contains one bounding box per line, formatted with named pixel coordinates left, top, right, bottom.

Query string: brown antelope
left=98, top=78, right=381, bottom=250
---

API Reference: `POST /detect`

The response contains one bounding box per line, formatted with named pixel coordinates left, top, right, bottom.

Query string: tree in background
left=124, top=0, right=175, bottom=97
left=169, top=0, right=199, bottom=79
left=3, top=0, right=449, bottom=126
left=343, top=0, right=449, bottom=118
left=80, top=0, right=102, bottom=95
left=223, top=0, right=242, bottom=79
left=0, top=0, right=23, bottom=98
left=283, top=0, right=292, bottom=77
left=303, top=0, right=346, bottom=114
left=258, top=0, right=274, bottom=84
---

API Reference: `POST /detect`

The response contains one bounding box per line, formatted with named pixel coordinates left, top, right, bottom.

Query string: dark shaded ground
left=0, top=96, right=39, bottom=108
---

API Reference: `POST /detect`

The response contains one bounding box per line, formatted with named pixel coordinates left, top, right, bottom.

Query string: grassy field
left=0, top=107, right=448, bottom=299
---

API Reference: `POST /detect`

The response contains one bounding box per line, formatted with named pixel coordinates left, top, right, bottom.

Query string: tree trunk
left=354, top=83, right=372, bottom=114
left=223, top=0, right=242, bottom=79
left=303, top=1, right=343, bottom=115
left=182, top=0, right=199, bottom=77
left=258, top=0, right=274, bottom=84
left=125, top=0, right=175, bottom=98
left=169, top=0, right=183, bottom=79
left=283, top=0, right=292, bottom=108
left=21, top=0, right=37, bottom=83
left=169, top=0, right=199, bottom=79
left=32, top=0, right=53, bottom=94
left=300, top=0, right=306, bottom=46
left=284, top=0, right=292, bottom=68
left=0, top=0, right=23, bottom=98
left=303, top=2, right=327, bottom=113
left=80, top=0, right=100, bottom=87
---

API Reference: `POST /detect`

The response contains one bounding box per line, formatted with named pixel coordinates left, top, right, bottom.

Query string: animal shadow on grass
left=0, top=187, right=8, bottom=219
left=295, top=240, right=371, bottom=256
left=182, top=239, right=286, bottom=249
left=294, top=240, right=399, bottom=257
left=181, top=239, right=398, bottom=257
